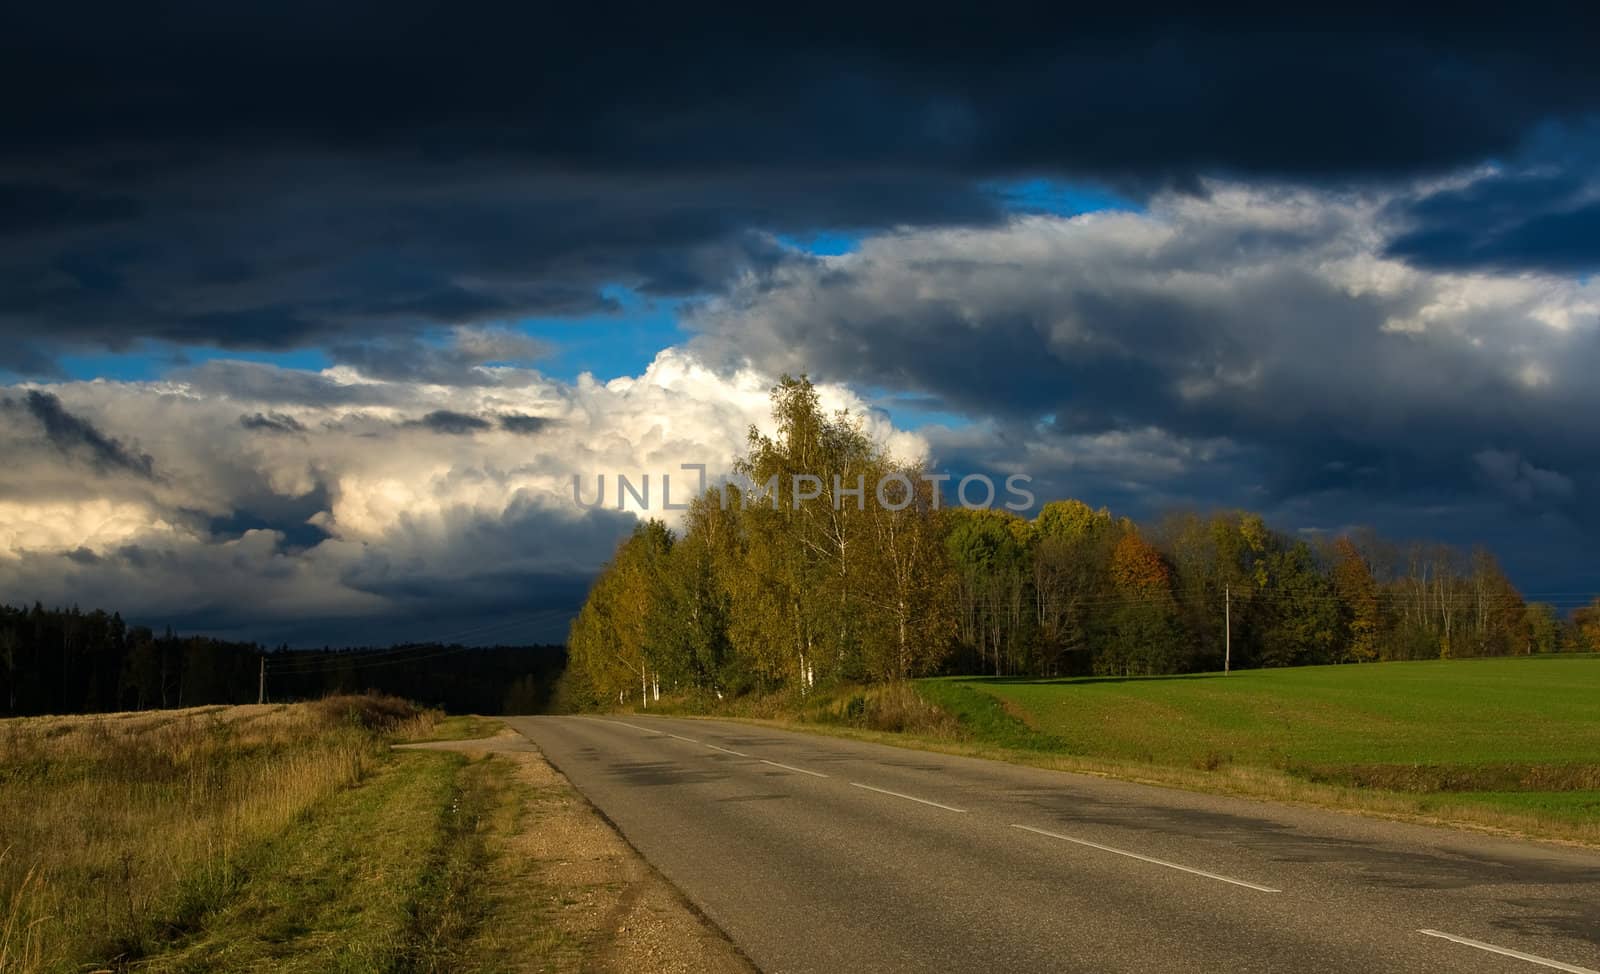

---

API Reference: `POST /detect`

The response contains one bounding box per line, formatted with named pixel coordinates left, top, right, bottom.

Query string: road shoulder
left=398, top=728, right=756, bottom=973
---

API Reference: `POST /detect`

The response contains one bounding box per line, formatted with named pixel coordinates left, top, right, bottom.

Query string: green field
left=915, top=655, right=1600, bottom=836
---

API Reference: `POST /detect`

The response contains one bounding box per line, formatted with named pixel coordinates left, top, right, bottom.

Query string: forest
left=564, top=377, right=1600, bottom=708
left=0, top=604, right=565, bottom=717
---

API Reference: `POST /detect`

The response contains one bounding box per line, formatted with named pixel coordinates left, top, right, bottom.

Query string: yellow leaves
left=1110, top=533, right=1172, bottom=594
left=1575, top=599, right=1600, bottom=652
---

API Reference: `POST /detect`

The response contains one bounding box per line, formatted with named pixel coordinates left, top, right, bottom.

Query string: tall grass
left=655, top=681, right=962, bottom=737
left=0, top=695, right=434, bottom=973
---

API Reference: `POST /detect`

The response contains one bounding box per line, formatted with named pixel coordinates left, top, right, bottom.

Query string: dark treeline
left=945, top=510, right=1598, bottom=677
left=263, top=644, right=566, bottom=715
left=566, top=377, right=1600, bottom=708
left=0, top=602, right=565, bottom=717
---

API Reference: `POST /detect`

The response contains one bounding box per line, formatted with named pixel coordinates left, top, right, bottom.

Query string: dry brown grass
left=657, top=681, right=963, bottom=739
left=0, top=695, right=435, bottom=973
left=814, top=682, right=964, bottom=736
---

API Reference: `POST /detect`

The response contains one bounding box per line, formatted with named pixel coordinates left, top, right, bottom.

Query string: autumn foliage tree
left=1332, top=538, right=1381, bottom=662
left=563, top=377, right=1596, bottom=709
left=1100, top=533, right=1182, bottom=676
left=1574, top=598, right=1600, bottom=653
left=566, top=376, right=957, bottom=706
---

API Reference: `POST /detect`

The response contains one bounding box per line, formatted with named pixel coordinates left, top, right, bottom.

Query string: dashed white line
left=609, top=720, right=658, bottom=734
left=704, top=742, right=749, bottom=757
left=1418, top=930, right=1599, bottom=973
left=760, top=759, right=829, bottom=778
left=850, top=781, right=967, bottom=813
left=1010, top=824, right=1281, bottom=893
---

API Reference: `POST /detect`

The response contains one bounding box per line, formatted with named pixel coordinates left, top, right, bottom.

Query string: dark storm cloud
left=216, top=575, right=594, bottom=648
left=6, top=9, right=1596, bottom=178
left=1385, top=171, right=1600, bottom=273
left=239, top=411, right=307, bottom=434
left=0, top=182, right=140, bottom=236
left=408, top=410, right=492, bottom=435
left=203, top=480, right=332, bottom=551
left=498, top=414, right=552, bottom=435
left=324, top=328, right=547, bottom=386
left=688, top=192, right=1600, bottom=585
left=2, top=390, right=154, bottom=477
left=0, top=342, right=66, bottom=379
left=2, top=9, right=1599, bottom=371
left=281, top=503, right=636, bottom=646
left=0, top=166, right=989, bottom=371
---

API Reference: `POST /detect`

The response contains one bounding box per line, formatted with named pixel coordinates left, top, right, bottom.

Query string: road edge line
left=1418, top=930, right=1599, bottom=973
left=1010, top=823, right=1281, bottom=893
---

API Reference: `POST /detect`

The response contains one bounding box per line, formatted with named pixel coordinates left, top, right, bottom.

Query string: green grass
left=402, top=715, right=506, bottom=743
left=133, top=748, right=561, bottom=974
left=916, top=655, right=1600, bottom=837
left=136, top=749, right=472, bottom=973
left=1428, top=790, right=1600, bottom=825
left=929, top=656, right=1600, bottom=766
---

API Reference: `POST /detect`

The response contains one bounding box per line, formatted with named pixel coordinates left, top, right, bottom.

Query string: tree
left=1257, top=542, right=1340, bottom=667
left=1031, top=501, right=1114, bottom=675
left=858, top=464, right=955, bottom=681
left=566, top=520, right=674, bottom=707
left=647, top=496, right=733, bottom=693
left=734, top=375, right=873, bottom=690
left=1525, top=603, right=1562, bottom=655
left=1331, top=537, right=1381, bottom=662
left=1100, top=532, right=1183, bottom=675
left=0, top=622, right=17, bottom=713
left=945, top=508, right=1030, bottom=675
left=1468, top=549, right=1527, bottom=657
left=1574, top=598, right=1600, bottom=653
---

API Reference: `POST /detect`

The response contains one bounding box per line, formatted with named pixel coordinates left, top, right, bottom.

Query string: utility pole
left=258, top=655, right=266, bottom=704
left=1224, top=585, right=1232, bottom=674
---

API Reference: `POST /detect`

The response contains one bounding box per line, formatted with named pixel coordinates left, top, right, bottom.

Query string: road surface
left=503, top=715, right=1600, bottom=974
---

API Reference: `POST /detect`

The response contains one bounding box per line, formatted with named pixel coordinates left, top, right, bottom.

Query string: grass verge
left=137, top=749, right=472, bottom=972
left=0, top=696, right=433, bottom=972
left=402, top=714, right=506, bottom=744
left=664, top=656, right=1600, bottom=848
left=3, top=700, right=731, bottom=973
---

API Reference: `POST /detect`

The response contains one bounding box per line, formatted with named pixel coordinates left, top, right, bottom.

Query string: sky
left=3, top=10, right=1600, bottom=644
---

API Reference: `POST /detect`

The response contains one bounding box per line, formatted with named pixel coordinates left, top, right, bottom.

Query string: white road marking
left=610, top=720, right=658, bottom=734
left=704, top=743, right=749, bottom=757
left=850, top=781, right=966, bottom=813
left=666, top=733, right=701, bottom=744
left=1010, top=824, right=1281, bottom=893
left=1418, top=930, right=1600, bottom=973
left=760, top=759, right=830, bottom=778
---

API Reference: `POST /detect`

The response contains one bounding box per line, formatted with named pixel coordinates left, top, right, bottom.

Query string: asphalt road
left=503, top=715, right=1600, bottom=974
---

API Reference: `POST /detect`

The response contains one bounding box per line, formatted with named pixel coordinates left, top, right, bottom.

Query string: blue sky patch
left=776, top=231, right=863, bottom=256
left=514, top=286, right=690, bottom=382
left=988, top=178, right=1139, bottom=217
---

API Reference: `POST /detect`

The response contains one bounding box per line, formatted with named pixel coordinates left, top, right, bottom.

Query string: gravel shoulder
left=398, top=728, right=755, bottom=973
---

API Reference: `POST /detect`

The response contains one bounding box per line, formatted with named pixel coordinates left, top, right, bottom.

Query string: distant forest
left=0, top=603, right=566, bottom=718
left=566, top=377, right=1600, bottom=708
